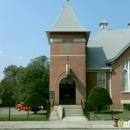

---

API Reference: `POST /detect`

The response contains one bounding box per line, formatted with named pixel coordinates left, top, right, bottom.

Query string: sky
left=0, top=0, right=130, bottom=81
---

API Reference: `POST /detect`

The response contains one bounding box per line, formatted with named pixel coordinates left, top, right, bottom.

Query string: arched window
left=122, top=60, right=130, bottom=92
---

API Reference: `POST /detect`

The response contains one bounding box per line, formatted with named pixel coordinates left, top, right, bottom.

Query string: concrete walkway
left=0, top=120, right=125, bottom=129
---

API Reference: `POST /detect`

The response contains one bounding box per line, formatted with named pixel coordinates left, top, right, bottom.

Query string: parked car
left=16, top=103, right=42, bottom=112
left=16, top=103, right=30, bottom=111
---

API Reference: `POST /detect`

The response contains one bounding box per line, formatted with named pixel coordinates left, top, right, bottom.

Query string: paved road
left=0, top=107, right=33, bottom=114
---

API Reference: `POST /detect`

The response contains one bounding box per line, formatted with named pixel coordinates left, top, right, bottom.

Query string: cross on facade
left=64, top=41, right=72, bottom=52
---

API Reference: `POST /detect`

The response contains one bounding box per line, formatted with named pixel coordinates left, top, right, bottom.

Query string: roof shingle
left=87, top=29, right=130, bottom=70
left=47, top=1, right=89, bottom=32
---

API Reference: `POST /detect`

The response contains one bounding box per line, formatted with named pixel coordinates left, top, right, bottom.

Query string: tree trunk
left=34, top=110, right=37, bottom=114
left=98, top=105, right=101, bottom=113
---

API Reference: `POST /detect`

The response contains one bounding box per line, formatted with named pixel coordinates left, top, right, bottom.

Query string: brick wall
left=86, top=72, right=110, bottom=98
left=111, top=47, right=130, bottom=109
left=49, top=33, right=87, bottom=105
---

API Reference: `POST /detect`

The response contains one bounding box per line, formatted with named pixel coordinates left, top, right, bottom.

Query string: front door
left=59, top=78, right=76, bottom=105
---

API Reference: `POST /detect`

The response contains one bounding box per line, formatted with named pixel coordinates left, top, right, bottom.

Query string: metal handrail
left=81, top=99, right=90, bottom=120
left=62, top=107, right=65, bottom=120
left=81, top=99, right=85, bottom=114
left=52, top=99, right=54, bottom=109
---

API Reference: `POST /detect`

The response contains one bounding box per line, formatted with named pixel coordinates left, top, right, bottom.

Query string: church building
left=46, top=1, right=130, bottom=110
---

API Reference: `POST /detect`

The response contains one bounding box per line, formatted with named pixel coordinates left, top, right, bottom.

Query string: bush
left=87, top=86, right=112, bottom=113
left=125, top=104, right=130, bottom=111
left=23, top=93, right=46, bottom=114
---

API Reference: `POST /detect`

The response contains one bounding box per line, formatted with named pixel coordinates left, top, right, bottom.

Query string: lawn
left=90, top=110, right=130, bottom=121
left=0, top=110, right=47, bottom=121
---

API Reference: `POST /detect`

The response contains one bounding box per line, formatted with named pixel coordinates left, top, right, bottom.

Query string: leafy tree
left=23, top=93, right=45, bottom=114
left=87, top=86, right=112, bottom=113
left=0, top=65, right=23, bottom=104
left=18, top=55, right=49, bottom=101
left=0, top=55, right=49, bottom=105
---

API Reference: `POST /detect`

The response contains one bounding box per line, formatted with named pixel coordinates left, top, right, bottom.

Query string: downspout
left=110, top=68, right=113, bottom=110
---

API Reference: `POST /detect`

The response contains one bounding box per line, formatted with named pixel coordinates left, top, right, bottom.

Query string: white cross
left=64, top=41, right=72, bottom=52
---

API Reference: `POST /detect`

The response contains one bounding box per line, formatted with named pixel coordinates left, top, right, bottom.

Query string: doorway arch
left=59, top=78, right=76, bottom=105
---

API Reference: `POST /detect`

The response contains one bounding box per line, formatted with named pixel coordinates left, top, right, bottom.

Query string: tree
left=0, top=55, right=50, bottom=105
left=87, top=86, right=112, bottom=113
left=23, top=93, right=45, bottom=114
left=18, top=55, right=49, bottom=101
left=0, top=65, right=23, bottom=105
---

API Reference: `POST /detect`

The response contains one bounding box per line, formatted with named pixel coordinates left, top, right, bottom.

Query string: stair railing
left=81, top=99, right=85, bottom=114
left=81, top=99, right=90, bottom=120
left=52, top=99, right=54, bottom=110
left=62, top=107, right=65, bottom=120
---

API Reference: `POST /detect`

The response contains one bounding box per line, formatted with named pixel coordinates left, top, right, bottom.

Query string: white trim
left=110, top=72, right=112, bottom=98
left=50, top=39, right=62, bottom=43
left=106, top=42, right=130, bottom=64
left=121, top=100, right=130, bottom=104
left=86, top=68, right=112, bottom=72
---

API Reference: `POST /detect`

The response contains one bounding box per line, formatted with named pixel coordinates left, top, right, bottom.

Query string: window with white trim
left=122, top=60, right=130, bottom=92
left=97, top=72, right=106, bottom=88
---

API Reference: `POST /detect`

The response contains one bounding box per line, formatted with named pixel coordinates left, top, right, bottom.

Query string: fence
left=81, top=100, right=130, bottom=121
left=46, top=101, right=50, bottom=120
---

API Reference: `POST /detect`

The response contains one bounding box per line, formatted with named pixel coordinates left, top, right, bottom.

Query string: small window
left=97, top=72, right=106, bottom=88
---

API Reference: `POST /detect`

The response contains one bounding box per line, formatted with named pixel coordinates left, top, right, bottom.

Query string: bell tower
left=46, top=1, right=90, bottom=105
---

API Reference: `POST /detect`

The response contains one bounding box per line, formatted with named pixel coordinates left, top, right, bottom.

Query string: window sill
left=122, top=91, right=130, bottom=93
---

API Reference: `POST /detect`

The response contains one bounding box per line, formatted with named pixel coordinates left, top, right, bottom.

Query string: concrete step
left=49, top=106, right=63, bottom=121
left=63, top=105, right=84, bottom=116
left=66, top=113, right=84, bottom=116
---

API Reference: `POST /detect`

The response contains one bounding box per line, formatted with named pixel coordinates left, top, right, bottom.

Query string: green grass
left=90, top=110, right=130, bottom=121
left=0, top=111, right=47, bottom=121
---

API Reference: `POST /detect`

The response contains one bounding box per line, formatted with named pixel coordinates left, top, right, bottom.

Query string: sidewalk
left=0, top=120, right=121, bottom=129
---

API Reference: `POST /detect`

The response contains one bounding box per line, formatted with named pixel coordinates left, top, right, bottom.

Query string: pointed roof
left=46, top=1, right=90, bottom=43
left=48, top=1, right=89, bottom=32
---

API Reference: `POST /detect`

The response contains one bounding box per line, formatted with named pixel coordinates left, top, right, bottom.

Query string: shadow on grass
left=94, top=111, right=123, bottom=114
left=31, top=113, right=46, bottom=115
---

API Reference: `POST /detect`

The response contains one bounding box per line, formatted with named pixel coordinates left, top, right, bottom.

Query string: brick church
left=46, top=1, right=130, bottom=110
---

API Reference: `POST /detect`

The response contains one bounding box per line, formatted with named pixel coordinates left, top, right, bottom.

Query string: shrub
left=125, top=104, right=130, bottom=111
left=87, top=86, right=112, bottom=113
left=23, top=93, right=46, bottom=113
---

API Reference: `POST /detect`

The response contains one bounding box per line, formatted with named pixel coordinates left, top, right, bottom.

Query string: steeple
left=46, top=0, right=90, bottom=43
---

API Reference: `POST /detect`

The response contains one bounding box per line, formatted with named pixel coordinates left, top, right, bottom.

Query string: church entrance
left=59, top=78, right=76, bottom=105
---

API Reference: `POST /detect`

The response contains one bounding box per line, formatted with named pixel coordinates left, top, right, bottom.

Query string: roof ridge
left=106, top=42, right=130, bottom=64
